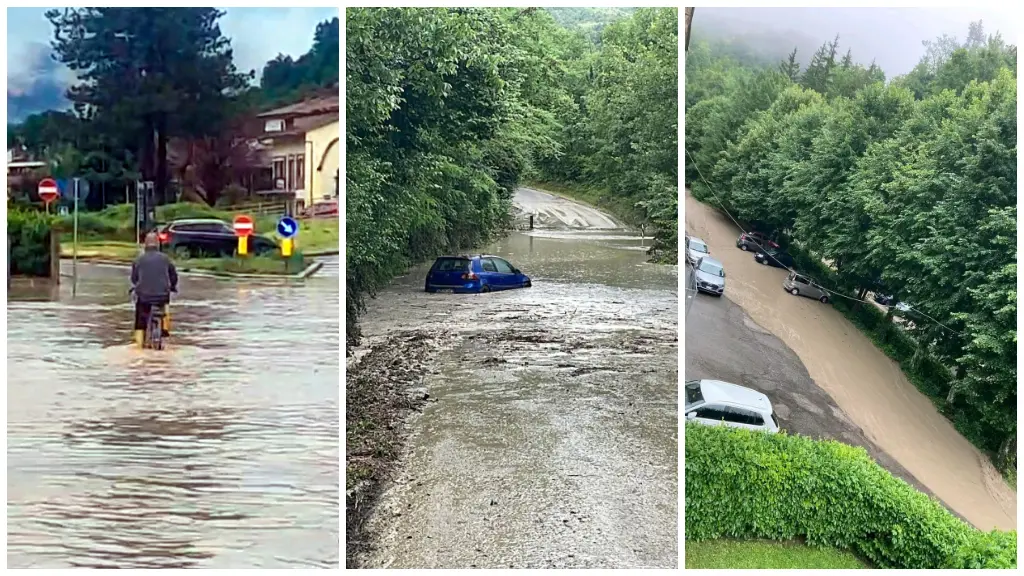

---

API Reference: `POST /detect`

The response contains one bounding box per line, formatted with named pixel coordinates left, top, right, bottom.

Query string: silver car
left=783, top=271, right=830, bottom=303
left=695, top=256, right=725, bottom=296
left=686, top=236, right=710, bottom=266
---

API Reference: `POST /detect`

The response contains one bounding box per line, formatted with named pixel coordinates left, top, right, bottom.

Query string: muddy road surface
left=7, top=261, right=340, bottom=568
left=684, top=189, right=1015, bottom=531
left=352, top=188, right=678, bottom=568
left=685, top=289, right=970, bottom=522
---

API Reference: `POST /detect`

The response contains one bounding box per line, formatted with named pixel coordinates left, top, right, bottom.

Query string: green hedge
left=56, top=202, right=280, bottom=241
left=8, top=207, right=58, bottom=276
left=685, top=423, right=1016, bottom=569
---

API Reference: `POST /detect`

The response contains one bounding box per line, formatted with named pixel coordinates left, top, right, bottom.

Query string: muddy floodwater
left=354, top=189, right=678, bottom=568
left=7, top=259, right=340, bottom=568
left=685, top=189, right=1016, bottom=531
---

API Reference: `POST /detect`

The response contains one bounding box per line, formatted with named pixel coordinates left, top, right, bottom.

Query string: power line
left=683, top=148, right=962, bottom=336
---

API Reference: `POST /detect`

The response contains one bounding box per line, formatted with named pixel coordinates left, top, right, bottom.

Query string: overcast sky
left=692, top=7, right=1019, bottom=76
left=6, top=7, right=338, bottom=121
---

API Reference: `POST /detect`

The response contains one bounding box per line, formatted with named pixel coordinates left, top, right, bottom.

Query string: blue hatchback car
left=424, top=255, right=532, bottom=293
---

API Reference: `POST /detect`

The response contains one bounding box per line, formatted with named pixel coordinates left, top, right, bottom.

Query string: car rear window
left=433, top=258, right=470, bottom=272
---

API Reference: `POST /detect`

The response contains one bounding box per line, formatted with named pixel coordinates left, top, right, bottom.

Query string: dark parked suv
left=754, top=247, right=795, bottom=269
left=736, top=231, right=779, bottom=252
left=157, top=218, right=278, bottom=258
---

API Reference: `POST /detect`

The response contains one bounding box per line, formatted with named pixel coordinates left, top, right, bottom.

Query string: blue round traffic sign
left=277, top=216, right=299, bottom=239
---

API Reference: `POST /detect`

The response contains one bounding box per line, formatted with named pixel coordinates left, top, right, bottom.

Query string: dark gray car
left=783, top=271, right=830, bottom=303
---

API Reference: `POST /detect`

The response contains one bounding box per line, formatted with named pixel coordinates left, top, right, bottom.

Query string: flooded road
left=353, top=188, right=678, bottom=568
left=7, top=260, right=340, bottom=568
left=684, top=189, right=1016, bottom=531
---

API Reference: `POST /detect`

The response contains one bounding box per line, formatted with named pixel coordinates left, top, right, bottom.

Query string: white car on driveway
left=684, top=379, right=780, bottom=433
left=685, top=236, right=710, bottom=266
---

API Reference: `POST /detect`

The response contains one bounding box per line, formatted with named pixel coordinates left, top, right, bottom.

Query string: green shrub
left=8, top=207, right=57, bottom=276
left=685, top=423, right=1017, bottom=569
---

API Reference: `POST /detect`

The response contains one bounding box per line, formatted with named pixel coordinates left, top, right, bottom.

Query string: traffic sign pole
left=73, top=178, right=79, bottom=297
left=233, top=214, right=254, bottom=258
left=276, top=216, right=299, bottom=273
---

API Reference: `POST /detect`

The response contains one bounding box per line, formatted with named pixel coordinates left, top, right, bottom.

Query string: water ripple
left=7, top=263, right=339, bottom=568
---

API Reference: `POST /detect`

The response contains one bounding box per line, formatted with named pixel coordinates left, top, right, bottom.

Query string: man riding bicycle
left=131, top=231, right=179, bottom=347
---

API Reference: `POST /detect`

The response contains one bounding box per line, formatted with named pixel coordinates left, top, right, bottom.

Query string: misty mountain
left=688, top=7, right=1016, bottom=77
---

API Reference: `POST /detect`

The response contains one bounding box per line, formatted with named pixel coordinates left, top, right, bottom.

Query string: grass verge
left=686, top=539, right=869, bottom=569
left=61, top=240, right=309, bottom=276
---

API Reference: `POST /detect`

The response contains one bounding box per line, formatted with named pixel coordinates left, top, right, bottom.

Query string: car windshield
left=684, top=380, right=704, bottom=410
left=690, top=240, right=708, bottom=253
left=698, top=260, right=724, bottom=277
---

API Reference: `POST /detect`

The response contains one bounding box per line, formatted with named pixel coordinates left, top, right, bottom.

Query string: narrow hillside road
left=350, top=187, right=678, bottom=568
left=685, top=189, right=1015, bottom=532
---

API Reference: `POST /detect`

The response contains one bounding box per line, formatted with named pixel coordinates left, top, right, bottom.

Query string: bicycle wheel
left=148, top=312, right=164, bottom=350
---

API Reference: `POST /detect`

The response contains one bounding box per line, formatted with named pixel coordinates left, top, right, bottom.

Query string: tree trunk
left=996, top=434, right=1017, bottom=473
left=945, top=380, right=959, bottom=405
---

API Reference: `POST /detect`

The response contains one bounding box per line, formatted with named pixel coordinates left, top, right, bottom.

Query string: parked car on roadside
left=736, top=231, right=779, bottom=252
left=686, top=236, right=710, bottom=266
left=157, top=218, right=278, bottom=258
left=685, top=379, right=780, bottom=434
left=694, top=256, right=725, bottom=296
left=754, top=247, right=794, bottom=269
left=783, top=271, right=830, bottom=303
left=424, top=255, right=531, bottom=294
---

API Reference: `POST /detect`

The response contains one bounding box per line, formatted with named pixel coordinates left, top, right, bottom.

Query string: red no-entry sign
left=233, top=214, right=255, bottom=237
left=38, top=178, right=59, bottom=204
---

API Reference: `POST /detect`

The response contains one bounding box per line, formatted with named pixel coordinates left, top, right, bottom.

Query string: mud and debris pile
left=346, top=329, right=449, bottom=567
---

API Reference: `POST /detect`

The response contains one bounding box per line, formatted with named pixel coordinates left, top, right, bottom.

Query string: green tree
left=46, top=8, right=252, bottom=204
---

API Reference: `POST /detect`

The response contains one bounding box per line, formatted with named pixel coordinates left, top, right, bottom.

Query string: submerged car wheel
left=760, top=257, right=768, bottom=265
left=819, top=295, right=829, bottom=304
left=790, top=288, right=800, bottom=296
left=481, top=284, right=491, bottom=293
left=524, top=280, right=532, bottom=288
left=174, top=245, right=192, bottom=259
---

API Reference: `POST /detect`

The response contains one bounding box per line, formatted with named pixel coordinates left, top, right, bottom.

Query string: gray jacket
left=131, top=248, right=178, bottom=303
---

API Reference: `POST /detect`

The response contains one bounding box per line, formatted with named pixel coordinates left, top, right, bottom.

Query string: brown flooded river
left=685, top=189, right=1016, bottom=531
left=352, top=189, right=678, bottom=568
left=7, top=258, right=340, bottom=568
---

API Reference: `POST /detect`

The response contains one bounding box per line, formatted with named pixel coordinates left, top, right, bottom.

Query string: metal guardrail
left=227, top=200, right=290, bottom=217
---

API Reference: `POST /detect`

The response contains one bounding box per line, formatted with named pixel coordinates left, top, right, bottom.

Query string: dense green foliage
left=259, top=17, right=340, bottom=105
left=686, top=539, right=868, bottom=569
left=346, top=8, right=678, bottom=347
left=685, top=424, right=1017, bottom=569
left=685, top=23, right=1017, bottom=468
left=8, top=208, right=58, bottom=277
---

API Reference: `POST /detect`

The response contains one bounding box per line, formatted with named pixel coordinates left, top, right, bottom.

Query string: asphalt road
left=684, top=290, right=965, bottom=520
